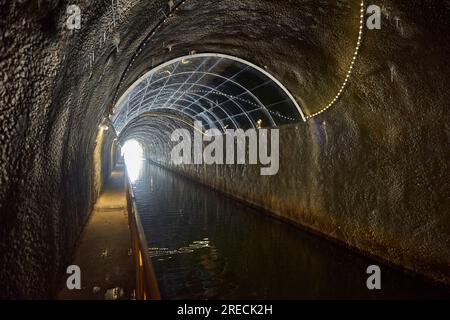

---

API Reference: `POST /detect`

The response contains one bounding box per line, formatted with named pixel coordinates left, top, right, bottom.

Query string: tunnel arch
left=111, top=53, right=307, bottom=136
left=2, top=0, right=450, bottom=299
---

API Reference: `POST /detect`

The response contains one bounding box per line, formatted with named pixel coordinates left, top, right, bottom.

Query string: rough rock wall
left=0, top=0, right=449, bottom=298
left=0, top=0, right=128, bottom=298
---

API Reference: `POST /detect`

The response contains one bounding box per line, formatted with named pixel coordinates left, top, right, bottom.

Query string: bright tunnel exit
left=121, top=139, right=144, bottom=183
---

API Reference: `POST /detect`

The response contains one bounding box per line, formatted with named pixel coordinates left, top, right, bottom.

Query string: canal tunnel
left=0, top=0, right=449, bottom=299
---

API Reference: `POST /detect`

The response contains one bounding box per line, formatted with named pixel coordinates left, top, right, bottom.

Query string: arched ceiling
left=111, top=53, right=306, bottom=135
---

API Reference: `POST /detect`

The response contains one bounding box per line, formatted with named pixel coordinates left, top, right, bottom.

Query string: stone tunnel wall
left=0, top=0, right=449, bottom=298
left=0, top=0, right=122, bottom=298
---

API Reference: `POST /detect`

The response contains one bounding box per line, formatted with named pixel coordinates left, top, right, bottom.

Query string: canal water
left=131, top=161, right=449, bottom=299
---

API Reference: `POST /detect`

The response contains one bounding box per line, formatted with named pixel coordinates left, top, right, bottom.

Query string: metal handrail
left=125, top=174, right=161, bottom=300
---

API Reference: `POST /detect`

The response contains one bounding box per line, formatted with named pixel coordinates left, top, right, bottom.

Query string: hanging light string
left=306, top=0, right=365, bottom=119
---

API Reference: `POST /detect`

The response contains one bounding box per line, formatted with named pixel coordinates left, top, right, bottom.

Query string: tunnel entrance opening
left=121, top=139, right=144, bottom=183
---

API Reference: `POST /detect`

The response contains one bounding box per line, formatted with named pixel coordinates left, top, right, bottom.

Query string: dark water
left=131, top=161, right=449, bottom=299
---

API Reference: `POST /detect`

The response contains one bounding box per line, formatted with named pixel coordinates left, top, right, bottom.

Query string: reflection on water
left=149, top=239, right=212, bottom=259
left=131, top=162, right=449, bottom=299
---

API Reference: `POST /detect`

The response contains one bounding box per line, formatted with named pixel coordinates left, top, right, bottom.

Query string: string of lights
left=305, top=0, right=365, bottom=119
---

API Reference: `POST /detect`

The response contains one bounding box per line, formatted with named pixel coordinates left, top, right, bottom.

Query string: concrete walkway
left=57, top=167, right=135, bottom=299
